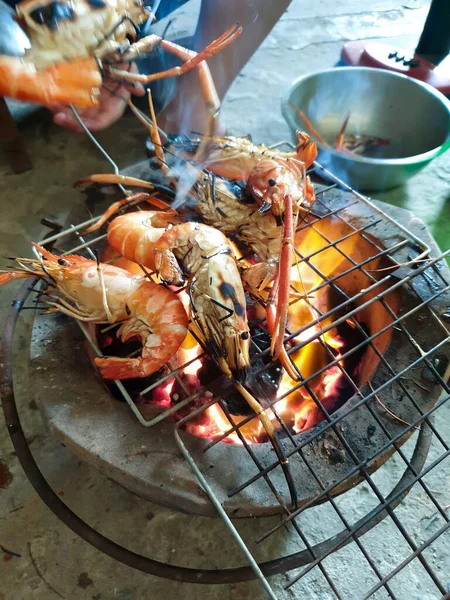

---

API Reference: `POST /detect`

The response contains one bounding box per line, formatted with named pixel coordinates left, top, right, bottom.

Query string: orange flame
left=185, top=403, right=265, bottom=445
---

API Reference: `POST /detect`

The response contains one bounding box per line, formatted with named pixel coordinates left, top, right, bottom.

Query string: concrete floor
left=1, top=0, right=450, bottom=599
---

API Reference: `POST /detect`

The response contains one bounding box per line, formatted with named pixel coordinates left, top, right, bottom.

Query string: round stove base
left=27, top=192, right=450, bottom=517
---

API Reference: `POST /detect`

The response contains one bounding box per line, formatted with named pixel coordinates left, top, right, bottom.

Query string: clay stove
left=27, top=159, right=450, bottom=520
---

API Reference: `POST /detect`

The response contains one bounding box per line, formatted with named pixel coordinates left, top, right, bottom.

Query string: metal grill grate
left=23, top=114, right=450, bottom=599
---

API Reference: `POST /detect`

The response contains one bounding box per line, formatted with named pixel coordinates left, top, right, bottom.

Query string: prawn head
left=190, top=253, right=250, bottom=382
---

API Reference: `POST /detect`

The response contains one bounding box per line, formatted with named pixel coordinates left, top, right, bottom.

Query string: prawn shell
left=0, top=56, right=101, bottom=107
left=107, top=212, right=167, bottom=272
left=94, top=278, right=188, bottom=379
left=100, top=243, right=143, bottom=276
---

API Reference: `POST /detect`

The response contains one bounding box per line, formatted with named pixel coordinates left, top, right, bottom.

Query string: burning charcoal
left=219, top=387, right=254, bottom=416
left=170, top=372, right=214, bottom=421
left=166, top=134, right=201, bottom=155
left=197, top=358, right=254, bottom=415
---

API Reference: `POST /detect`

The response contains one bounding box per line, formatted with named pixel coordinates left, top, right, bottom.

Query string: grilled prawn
left=170, top=130, right=317, bottom=182
left=0, top=244, right=188, bottom=379
left=85, top=209, right=250, bottom=381
left=170, top=130, right=317, bottom=377
left=78, top=166, right=306, bottom=380
left=0, top=0, right=241, bottom=110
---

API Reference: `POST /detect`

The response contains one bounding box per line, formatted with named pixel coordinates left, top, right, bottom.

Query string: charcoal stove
left=1, top=121, right=449, bottom=599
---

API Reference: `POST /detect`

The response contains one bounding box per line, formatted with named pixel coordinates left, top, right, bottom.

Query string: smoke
left=169, top=161, right=199, bottom=210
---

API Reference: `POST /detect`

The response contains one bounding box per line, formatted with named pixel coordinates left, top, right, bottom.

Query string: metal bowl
left=281, top=67, right=450, bottom=191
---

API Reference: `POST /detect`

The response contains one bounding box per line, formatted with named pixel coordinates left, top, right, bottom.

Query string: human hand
left=50, top=62, right=145, bottom=133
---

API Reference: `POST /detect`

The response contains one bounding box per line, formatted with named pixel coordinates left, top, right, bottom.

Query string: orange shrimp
left=172, top=130, right=318, bottom=180
left=0, top=0, right=241, bottom=111
left=0, top=56, right=102, bottom=108
left=89, top=210, right=250, bottom=382
left=0, top=244, right=188, bottom=380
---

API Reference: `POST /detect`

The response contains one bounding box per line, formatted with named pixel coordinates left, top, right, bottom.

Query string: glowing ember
left=185, top=403, right=264, bottom=445
left=160, top=341, right=267, bottom=445
left=151, top=379, right=174, bottom=408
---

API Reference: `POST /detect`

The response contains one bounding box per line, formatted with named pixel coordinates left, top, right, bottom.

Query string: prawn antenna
left=95, top=250, right=114, bottom=323
left=234, top=382, right=298, bottom=509
left=38, top=253, right=57, bottom=284
left=126, top=96, right=169, bottom=145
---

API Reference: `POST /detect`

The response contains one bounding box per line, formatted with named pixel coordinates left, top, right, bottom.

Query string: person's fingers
left=52, top=111, right=85, bottom=133
left=51, top=61, right=141, bottom=132
left=120, top=62, right=146, bottom=96
left=127, top=82, right=146, bottom=96
left=81, top=97, right=127, bottom=131
left=48, top=103, right=66, bottom=115
left=104, top=79, right=144, bottom=98
left=53, top=97, right=125, bottom=132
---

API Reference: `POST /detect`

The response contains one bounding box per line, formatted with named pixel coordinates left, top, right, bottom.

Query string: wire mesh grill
left=31, top=122, right=450, bottom=599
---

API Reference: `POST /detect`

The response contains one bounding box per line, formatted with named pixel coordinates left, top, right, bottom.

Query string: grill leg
left=0, top=97, right=32, bottom=174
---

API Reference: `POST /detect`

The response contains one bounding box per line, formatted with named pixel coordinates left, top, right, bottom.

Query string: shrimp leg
left=76, top=174, right=161, bottom=191
left=269, top=192, right=295, bottom=359
left=268, top=163, right=315, bottom=381
left=108, top=24, right=242, bottom=126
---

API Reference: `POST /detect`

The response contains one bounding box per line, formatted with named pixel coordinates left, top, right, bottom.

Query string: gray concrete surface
left=1, top=0, right=449, bottom=599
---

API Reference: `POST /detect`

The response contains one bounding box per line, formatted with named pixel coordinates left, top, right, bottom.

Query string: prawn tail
left=94, top=355, right=160, bottom=380
left=0, top=56, right=101, bottom=108
left=94, top=326, right=188, bottom=379
left=96, top=282, right=189, bottom=380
